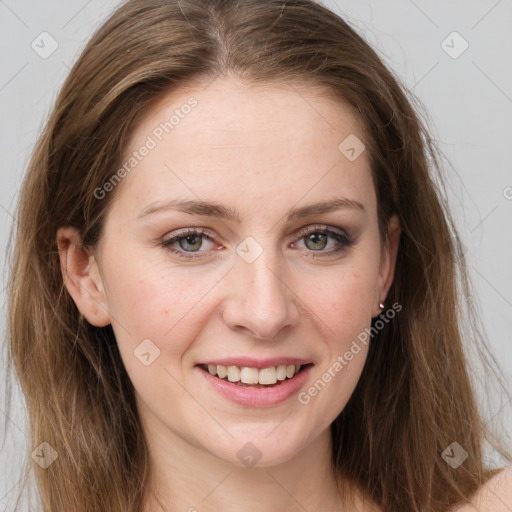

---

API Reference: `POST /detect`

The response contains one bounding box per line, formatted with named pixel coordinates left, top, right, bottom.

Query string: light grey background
left=1, top=0, right=511, bottom=509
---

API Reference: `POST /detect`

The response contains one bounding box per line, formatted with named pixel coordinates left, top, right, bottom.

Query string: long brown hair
left=4, top=0, right=510, bottom=510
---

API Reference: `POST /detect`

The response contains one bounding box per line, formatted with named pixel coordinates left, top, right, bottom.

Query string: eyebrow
left=137, top=197, right=365, bottom=222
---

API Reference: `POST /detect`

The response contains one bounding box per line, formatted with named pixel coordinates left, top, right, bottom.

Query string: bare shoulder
left=453, top=466, right=512, bottom=512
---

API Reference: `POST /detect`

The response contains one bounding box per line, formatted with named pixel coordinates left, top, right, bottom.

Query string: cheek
left=298, top=271, right=374, bottom=425
left=298, top=258, right=377, bottom=411
left=306, top=263, right=378, bottom=339
left=101, top=249, right=216, bottom=360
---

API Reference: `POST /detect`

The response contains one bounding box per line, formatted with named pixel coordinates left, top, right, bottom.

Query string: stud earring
left=379, top=302, right=385, bottom=310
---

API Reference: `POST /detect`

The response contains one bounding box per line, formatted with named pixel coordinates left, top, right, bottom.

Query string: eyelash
left=160, top=225, right=354, bottom=260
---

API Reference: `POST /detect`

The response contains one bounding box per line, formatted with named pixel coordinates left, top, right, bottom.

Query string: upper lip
left=198, top=357, right=312, bottom=369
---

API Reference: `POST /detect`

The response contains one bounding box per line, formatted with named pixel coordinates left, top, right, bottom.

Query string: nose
left=221, top=253, right=300, bottom=340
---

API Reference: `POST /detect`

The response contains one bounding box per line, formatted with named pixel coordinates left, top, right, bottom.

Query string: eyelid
left=161, top=226, right=215, bottom=244
left=161, top=223, right=354, bottom=259
left=295, top=224, right=351, bottom=241
left=161, top=224, right=350, bottom=243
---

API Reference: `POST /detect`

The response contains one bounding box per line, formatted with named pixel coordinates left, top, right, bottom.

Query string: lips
left=196, top=361, right=314, bottom=407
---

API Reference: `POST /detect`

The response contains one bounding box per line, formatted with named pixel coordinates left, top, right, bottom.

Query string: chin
left=206, top=429, right=313, bottom=469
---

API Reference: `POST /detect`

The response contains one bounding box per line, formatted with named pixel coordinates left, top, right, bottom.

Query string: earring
left=379, top=302, right=385, bottom=310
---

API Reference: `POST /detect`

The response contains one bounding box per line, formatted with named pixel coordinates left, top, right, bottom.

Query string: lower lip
left=197, top=365, right=313, bottom=408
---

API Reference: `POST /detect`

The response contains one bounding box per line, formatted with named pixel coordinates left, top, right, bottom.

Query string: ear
left=56, top=226, right=111, bottom=327
left=372, top=214, right=401, bottom=317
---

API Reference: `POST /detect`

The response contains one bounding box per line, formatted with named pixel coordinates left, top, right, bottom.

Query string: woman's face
left=60, top=77, right=399, bottom=467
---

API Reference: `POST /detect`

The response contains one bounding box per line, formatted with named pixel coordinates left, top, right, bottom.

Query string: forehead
left=109, top=76, right=375, bottom=221
left=133, top=76, right=364, bottom=147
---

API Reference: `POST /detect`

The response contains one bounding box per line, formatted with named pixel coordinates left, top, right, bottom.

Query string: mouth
left=197, top=362, right=313, bottom=388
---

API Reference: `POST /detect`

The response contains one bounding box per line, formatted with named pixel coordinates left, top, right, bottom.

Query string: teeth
left=216, top=364, right=227, bottom=379
left=240, top=367, right=259, bottom=384
left=276, top=365, right=287, bottom=381
left=259, top=367, right=277, bottom=385
left=206, top=363, right=303, bottom=385
left=227, top=365, right=241, bottom=382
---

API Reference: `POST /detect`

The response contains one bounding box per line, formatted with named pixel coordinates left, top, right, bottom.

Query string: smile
left=201, top=363, right=303, bottom=387
left=196, top=361, right=314, bottom=407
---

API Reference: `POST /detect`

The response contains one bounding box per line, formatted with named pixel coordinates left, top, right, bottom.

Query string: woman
left=5, top=0, right=511, bottom=511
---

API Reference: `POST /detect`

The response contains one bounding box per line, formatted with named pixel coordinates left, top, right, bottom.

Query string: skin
left=57, top=76, right=402, bottom=511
